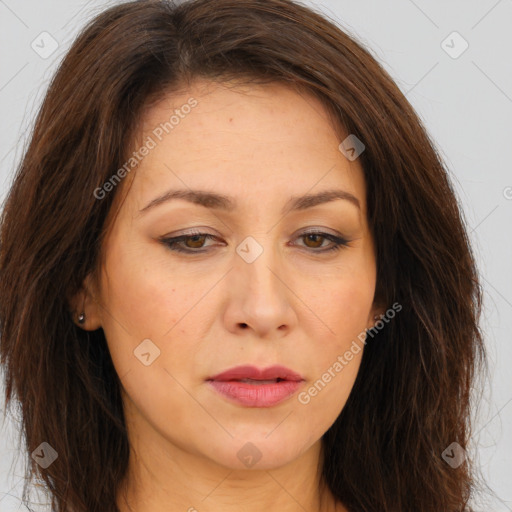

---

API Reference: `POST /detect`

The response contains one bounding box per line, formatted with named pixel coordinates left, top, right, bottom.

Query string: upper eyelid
left=167, top=227, right=344, bottom=238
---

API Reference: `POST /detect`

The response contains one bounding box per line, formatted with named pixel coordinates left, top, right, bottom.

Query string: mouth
left=235, top=378, right=288, bottom=384
left=206, top=365, right=304, bottom=408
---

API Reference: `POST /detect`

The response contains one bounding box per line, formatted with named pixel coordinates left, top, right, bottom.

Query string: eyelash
left=160, top=230, right=350, bottom=255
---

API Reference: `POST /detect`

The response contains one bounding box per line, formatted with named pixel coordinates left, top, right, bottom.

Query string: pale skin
left=73, top=79, right=385, bottom=512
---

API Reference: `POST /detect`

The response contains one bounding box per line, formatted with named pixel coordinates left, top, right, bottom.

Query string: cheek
left=97, top=242, right=204, bottom=430
left=310, top=270, right=375, bottom=345
left=301, top=242, right=376, bottom=335
left=294, top=296, right=365, bottom=435
left=299, top=267, right=373, bottom=409
left=99, top=237, right=192, bottom=339
left=97, top=237, right=218, bottom=386
left=95, top=238, right=173, bottom=376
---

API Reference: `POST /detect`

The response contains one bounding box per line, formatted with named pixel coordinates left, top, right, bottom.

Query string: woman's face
left=84, top=80, right=381, bottom=471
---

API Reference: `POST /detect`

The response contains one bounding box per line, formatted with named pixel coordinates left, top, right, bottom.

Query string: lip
left=207, top=365, right=304, bottom=408
left=208, top=364, right=304, bottom=382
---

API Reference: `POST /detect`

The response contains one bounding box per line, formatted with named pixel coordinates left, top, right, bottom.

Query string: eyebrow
left=139, top=187, right=360, bottom=215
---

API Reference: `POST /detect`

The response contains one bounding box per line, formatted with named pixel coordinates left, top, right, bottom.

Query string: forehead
left=116, top=79, right=367, bottom=220
left=140, top=79, right=340, bottom=146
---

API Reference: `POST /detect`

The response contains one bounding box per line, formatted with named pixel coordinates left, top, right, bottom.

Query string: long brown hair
left=0, top=0, right=486, bottom=510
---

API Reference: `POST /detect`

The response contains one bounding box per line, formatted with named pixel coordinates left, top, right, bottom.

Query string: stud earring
left=78, top=312, right=86, bottom=324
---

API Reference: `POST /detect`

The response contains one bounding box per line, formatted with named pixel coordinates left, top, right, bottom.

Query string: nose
left=222, top=237, right=298, bottom=339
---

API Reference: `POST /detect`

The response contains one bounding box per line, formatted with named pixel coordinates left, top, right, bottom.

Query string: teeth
left=238, top=378, right=280, bottom=384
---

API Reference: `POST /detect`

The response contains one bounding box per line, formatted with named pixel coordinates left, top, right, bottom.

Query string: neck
left=116, top=427, right=345, bottom=512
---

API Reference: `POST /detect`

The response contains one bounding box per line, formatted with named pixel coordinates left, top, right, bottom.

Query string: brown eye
left=161, top=230, right=348, bottom=255
left=184, top=234, right=208, bottom=249
left=161, top=233, right=219, bottom=253
left=302, top=233, right=326, bottom=248
left=293, top=230, right=350, bottom=253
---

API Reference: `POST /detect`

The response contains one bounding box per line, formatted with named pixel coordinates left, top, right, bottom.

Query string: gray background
left=0, top=0, right=511, bottom=510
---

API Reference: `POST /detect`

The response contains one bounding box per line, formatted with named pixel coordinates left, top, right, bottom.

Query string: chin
left=203, top=433, right=314, bottom=471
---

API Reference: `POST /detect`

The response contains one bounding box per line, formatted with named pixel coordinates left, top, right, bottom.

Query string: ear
left=366, top=300, right=387, bottom=331
left=68, top=273, right=103, bottom=330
